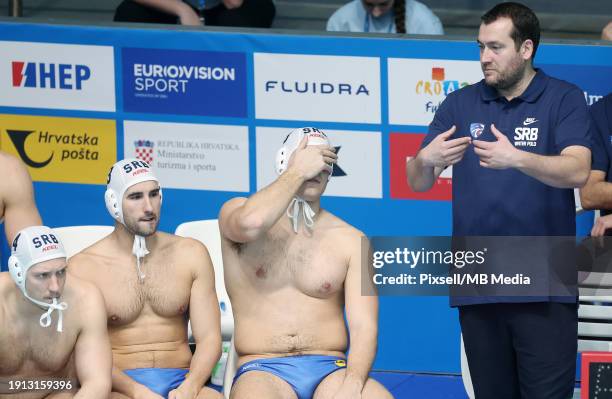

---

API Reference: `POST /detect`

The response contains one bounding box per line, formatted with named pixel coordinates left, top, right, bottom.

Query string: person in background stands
left=327, top=0, right=443, bottom=35
left=114, top=0, right=275, bottom=28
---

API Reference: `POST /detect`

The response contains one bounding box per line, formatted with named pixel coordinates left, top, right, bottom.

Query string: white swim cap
left=275, top=127, right=335, bottom=233
left=275, top=127, right=333, bottom=176
left=105, top=158, right=161, bottom=281
left=105, top=158, right=161, bottom=224
left=8, top=226, right=68, bottom=332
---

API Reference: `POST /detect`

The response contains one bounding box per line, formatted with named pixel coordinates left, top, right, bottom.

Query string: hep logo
left=11, top=61, right=91, bottom=90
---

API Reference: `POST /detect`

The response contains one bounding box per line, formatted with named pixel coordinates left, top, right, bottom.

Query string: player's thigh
left=313, top=369, right=393, bottom=399
left=197, top=386, right=224, bottom=399
left=110, top=393, right=130, bottom=399
left=230, top=370, right=297, bottom=399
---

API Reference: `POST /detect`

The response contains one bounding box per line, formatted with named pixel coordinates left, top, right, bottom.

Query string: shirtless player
left=219, top=128, right=392, bottom=399
left=0, top=151, right=42, bottom=243
left=69, top=159, right=222, bottom=399
left=0, top=225, right=111, bottom=399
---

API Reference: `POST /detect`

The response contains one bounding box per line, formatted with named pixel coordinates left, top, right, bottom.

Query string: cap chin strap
left=132, top=235, right=149, bottom=282
left=25, top=294, right=68, bottom=332
left=286, top=197, right=316, bottom=233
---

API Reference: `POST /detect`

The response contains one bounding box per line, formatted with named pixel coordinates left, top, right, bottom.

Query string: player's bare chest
left=0, top=324, right=76, bottom=375
left=240, top=234, right=348, bottom=298
left=99, top=263, right=191, bottom=325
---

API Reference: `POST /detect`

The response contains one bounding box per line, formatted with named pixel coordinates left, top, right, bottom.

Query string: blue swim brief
left=124, top=367, right=188, bottom=398
left=233, top=355, right=347, bottom=399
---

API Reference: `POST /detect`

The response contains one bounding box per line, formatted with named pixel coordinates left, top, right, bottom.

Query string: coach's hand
left=419, top=126, right=470, bottom=168
left=473, top=124, right=520, bottom=169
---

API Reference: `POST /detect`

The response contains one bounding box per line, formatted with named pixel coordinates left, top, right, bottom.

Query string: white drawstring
left=132, top=235, right=149, bottom=282
left=35, top=297, right=68, bottom=332
left=286, top=197, right=316, bottom=233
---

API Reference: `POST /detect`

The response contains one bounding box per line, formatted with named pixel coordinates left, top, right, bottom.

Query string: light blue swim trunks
left=233, top=355, right=347, bottom=399
left=124, top=368, right=189, bottom=398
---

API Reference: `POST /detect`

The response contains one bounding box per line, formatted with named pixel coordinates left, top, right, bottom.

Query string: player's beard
left=124, top=213, right=159, bottom=237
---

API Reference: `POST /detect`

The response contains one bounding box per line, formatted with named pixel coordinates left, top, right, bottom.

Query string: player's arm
left=67, top=258, right=161, bottom=398
left=580, top=170, right=612, bottom=210
left=219, top=137, right=336, bottom=243
left=339, top=234, right=378, bottom=395
left=2, top=154, right=42, bottom=243
left=72, top=283, right=112, bottom=399
left=170, top=240, right=221, bottom=399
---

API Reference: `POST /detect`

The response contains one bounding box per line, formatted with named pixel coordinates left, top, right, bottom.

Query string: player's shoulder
left=65, top=273, right=105, bottom=308
left=67, top=273, right=99, bottom=297
left=68, top=236, right=119, bottom=281
left=164, top=232, right=209, bottom=257
left=163, top=231, right=195, bottom=247
left=162, top=233, right=213, bottom=276
left=321, top=210, right=366, bottom=240
left=68, top=237, right=112, bottom=267
left=64, top=274, right=107, bottom=328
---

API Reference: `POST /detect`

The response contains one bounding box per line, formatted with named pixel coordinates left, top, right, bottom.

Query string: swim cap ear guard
left=275, top=127, right=333, bottom=233
left=104, top=188, right=121, bottom=222
left=8, top=251, right=24, bottom=287
left=8, top=226, right=68, bottom=332
left=105, top=158, right=162, bottom=281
